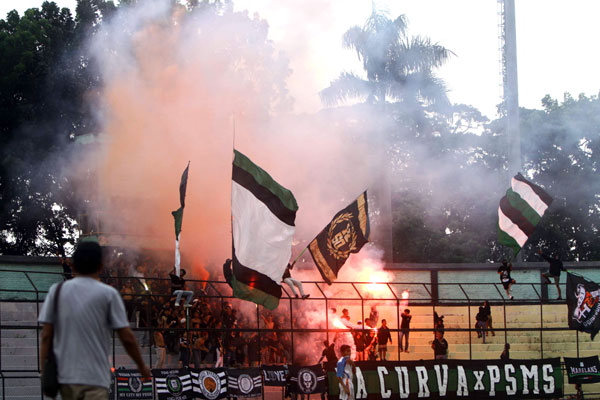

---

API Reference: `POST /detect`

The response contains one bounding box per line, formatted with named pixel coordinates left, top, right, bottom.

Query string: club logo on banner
left=564, top=356, right=600, bottom=384
left=567, top=273, right=600, bottom=339
left=191, top=368, right=228, bottom=399
left=326, top=359, right=563, bottom=400
left=228, top=368, right=262, bottom=398
left=289, top=364, right=326, bottom=394
left=262, top=365, right=288, bottom=386
left=153, top=369, right=194, bottom=400
left=115, top=369, right=152, bottom=399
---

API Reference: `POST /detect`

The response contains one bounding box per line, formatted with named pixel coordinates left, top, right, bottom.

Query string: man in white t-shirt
left=39, top=241, right=150, bottom=399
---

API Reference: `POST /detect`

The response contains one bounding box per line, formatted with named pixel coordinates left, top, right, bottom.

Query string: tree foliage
left=320, top=7, right=452, bottom=109
left=0, top=0, right=113, bottom=255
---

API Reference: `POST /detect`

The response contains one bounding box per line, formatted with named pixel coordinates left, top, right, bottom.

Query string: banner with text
left=262, top=365, right=288, bottom=386
left=564, top=356, right=600, bottom=384
left=326, top=359, right=563, bottom=399
left=115, top=369, right=152, bottom=399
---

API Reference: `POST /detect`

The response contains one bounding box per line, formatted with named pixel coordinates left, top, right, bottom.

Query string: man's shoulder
left=71, top=277, right=121, bottom=296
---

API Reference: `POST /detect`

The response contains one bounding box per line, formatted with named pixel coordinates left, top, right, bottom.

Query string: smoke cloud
left=83, top=1, right=394, bottom=278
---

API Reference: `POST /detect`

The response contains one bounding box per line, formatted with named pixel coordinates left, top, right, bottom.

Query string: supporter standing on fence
left=538, top=249, right=565, bottom=300
left=498, top=259, right=516, bottom=300
left=169, top=267, right=193, bottom=307
left=432, top=331, right=448, bottom=360
left=399, top=309, right=412, bottom=353
left=39, top=241, right=150, bottom=400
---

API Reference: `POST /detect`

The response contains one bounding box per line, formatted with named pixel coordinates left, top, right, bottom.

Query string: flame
left=332, top=317, right=349, bottom=329
left=400, top=289, right=410, bottom=308
left=363, top=269, right=391, bottom=297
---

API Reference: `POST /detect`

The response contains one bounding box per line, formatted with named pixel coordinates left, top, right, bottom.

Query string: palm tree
left=320, top=7, right=452, bottom=108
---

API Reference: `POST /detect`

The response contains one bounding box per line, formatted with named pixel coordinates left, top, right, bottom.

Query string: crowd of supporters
left=90, top=252, right=295, bottom=369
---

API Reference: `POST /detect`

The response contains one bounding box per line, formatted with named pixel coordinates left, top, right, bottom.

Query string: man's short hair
left=405, top=309, right=410, bottom=313
left=340, top=344, right=351, bottom=353
left=382, top=319, right=387, bottom=323
left=342, top=308, right=348, bottom=314
left=73, top=241, right=103, bottom=275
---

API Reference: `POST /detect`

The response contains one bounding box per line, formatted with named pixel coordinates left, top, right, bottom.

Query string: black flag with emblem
left=567, top=272, right=600, bottom=340
left=288, top=364, right=327, bottom=394
left=190, top=368, right=228, bottom=400
left=115, top=369, right=152, bottom=399
left=227, top=368, right=262, bottom=398
left=153, top=368, right=194, bottom=400
left=308, top=191, right=369, bottom=284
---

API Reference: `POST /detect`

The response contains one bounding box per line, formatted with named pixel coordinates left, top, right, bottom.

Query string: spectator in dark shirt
left=365, top=330, right=378, bottom=361
left=475, top=306, right=487, bottom=343
left=497, top=259, right=515, bottom=300
left=500, top=343, right=510, bottom=361
left=432, top=331, right=448, bottom=360
left=434, top=312, right=445, bottom=335
left=538, top=249, right=565, bottom=300
left=483, top=300, right=495, bottom=336
left=354, top=329, right=365, bottom=361
left=377, top=319, right=392, bottom=360
left=400, top=309, right=412, bottom=353
left=318, top=340, right=337, bottom=367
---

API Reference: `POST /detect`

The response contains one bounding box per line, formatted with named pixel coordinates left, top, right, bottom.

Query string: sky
left=3, top=0, right=600, bottom=118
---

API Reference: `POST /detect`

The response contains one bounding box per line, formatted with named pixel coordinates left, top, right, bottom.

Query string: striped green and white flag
left=171, top=162, right=189, bottom=277
left=231, top=150, right=298, bottom=310
left=498, top=173, right=553, bottom=255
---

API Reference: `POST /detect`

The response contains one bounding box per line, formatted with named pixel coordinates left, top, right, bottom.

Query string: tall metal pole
left=503, top=0, right=521, bottom=178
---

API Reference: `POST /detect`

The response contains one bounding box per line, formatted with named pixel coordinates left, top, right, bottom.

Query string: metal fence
left=0, top=269, right=591, bottom=399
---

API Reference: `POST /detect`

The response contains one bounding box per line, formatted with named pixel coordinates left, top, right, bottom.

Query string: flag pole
left=290, top=245, right=309, bottom=268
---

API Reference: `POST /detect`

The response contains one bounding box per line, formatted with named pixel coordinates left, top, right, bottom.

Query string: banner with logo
left=228, top=368, right=262, bottom=398
left=567, top=272, right=600, bottom=339
left=191, top=368, right=228, bottom=400
left=153, top=368, right=194, bottom=400
left=564, top=356, right=600, bottom=384
left=289, top=364, right=327, bottom=394
left=326, top=359, right=563, bottom=399
left=115, top=369, right=152, bottom=399
left=262, top=365, right=288, bottom=386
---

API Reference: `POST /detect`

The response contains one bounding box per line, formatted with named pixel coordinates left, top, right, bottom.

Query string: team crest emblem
left=574, top=284, right=600, bottom=323
left=298, top=368, right=317, bottom=393
left=327, top=212, right=358, bottom=260
left=237, top=374, right=254, bottom=394
left=128, top=377, right=143, bottom=393
left=167, top=374, right=183, bottom=396
left=199, top=370, right=222, bottom=399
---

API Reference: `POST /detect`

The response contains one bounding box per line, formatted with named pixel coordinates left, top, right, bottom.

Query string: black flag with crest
left=227, top=368, right=262, bottom=398
left=190, top=368, right=228, bottom=399
left=288, top=364, right=326, bottom=394
left=567, top=272, right=600, bottom=340
left=309, top=191, right=369, bottom=284
left=153, top=368, right=194, bottom=400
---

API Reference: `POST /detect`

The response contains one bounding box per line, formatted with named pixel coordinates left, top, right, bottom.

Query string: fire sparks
left=332, top=317, right=349, bottom=330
